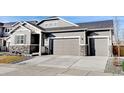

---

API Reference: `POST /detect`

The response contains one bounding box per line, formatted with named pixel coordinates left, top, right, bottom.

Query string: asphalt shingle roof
left=0, top=23, right=4, bottom=27
left=45, top=26, right=82, bottom=31
left=27, top=22, right=45, bottom=31
left=3, top=21, right=38, bottom=28
left=77, top=20, right=113, bottom=29
left=43, top=20, right=113, bottom=32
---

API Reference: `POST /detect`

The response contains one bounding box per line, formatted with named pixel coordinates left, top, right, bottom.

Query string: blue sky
left=0, top=16, right=124, bottom=40
left=0, top=16, right=114, bottom=23
left=0, top=16, right=122, bottom=28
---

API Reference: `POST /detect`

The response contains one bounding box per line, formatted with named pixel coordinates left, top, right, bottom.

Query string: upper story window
left=44, top=22, right=58, bottom=28
left=45, top=24, right=48, bottom=27
left=54, top=23, right=57, bottom=26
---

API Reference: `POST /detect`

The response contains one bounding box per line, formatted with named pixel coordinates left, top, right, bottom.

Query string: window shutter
left=15, top=36, right=17, bottom=44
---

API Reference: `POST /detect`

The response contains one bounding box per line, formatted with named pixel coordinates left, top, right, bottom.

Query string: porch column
left=83, top=30, right=87, bottom=56
left=39, top=32, right=42, bottom=56
left=1, top=38, right=3, bottom=46
left=84, top=30, right=86, bottom=44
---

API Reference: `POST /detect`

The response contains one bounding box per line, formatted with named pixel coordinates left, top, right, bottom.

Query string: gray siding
left=49, top=31, right=86, bottom=56
left=7, top=26, right=31, bottom=46
left=51, top=31, right=85, bottom=44
left=39, top=19, right=75, bottom=28
left=7, top=26, right=31, bottom=54
left=89, top=30, right=110, bottom=36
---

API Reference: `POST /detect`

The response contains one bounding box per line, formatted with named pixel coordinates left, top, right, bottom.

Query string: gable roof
left=0, top=23, right=4, bottom=27
left=9, top=21, right=44, bottom=34
left=43, top=20, right=114, bottom=32
left=5, top=19, right=114, bottom=35
left=37, top=16, right=79, bottom=26
left=27, top=22, right=45, bottom=31
left=37, top=16, right=59, bottom=25
left=6, top=21, right=44, bottom=40
left=10, top=22, right=30, bottom=34
left=11, top=21, right=38, bottom=27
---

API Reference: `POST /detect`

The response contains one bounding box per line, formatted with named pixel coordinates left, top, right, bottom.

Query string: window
left=5, top=29, right=7, bottom=32
left=15, top=35, right=26, bottom=44
left=5, top=29, right=9, bottom=32
left=54, top=23, right=57, bottom=26
left=45, top=24, right=48, bottom=27
left=44, top=22, right=58, bottom=28
left=7, top=29, right=9, bottom=32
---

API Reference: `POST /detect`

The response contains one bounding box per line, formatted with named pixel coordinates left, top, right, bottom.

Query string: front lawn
left=0, top=56, right=25, bottom=64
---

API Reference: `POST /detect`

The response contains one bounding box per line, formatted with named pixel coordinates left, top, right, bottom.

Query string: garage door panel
left=89, top=37, right=108, bottom=56
left=95, top=38, right=108, bottom=56
left=53, top=38, right=79, bottom=55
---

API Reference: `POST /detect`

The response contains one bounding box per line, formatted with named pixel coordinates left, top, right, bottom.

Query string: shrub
left=122, top=61, right=124, bottom=71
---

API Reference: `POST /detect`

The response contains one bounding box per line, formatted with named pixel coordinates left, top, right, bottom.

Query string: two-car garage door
left=53, top=38, right=80, bottom=56
left=50, top=36, right=109, bottom=56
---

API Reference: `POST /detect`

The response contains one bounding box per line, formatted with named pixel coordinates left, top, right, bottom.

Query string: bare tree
left=114, top=16, right=121, bottom=65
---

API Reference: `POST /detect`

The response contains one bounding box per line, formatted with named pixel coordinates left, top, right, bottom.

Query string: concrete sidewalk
left=0, top=64, right=116, bottom=76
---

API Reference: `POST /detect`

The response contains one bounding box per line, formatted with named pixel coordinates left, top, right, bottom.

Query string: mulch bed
left=104, top=58, right=123, bottom=74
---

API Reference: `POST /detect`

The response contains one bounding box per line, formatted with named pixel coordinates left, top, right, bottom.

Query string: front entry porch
left=31, top=33, right=49, bottom=56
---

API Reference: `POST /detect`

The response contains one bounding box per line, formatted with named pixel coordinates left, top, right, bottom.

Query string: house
left=0, top=16, right=114, bottom=56
left=0, top=21, right=38, bottom=52
left=0, top=22, right=14, bottom=51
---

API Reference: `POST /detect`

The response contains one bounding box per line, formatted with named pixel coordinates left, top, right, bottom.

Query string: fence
left=113, top=45, right=124, bottom=56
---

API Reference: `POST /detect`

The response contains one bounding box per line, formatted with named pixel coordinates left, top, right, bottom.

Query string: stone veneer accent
left=9, top=45, right=30, bottom=54
left=80, top=45, right=87, bottom=56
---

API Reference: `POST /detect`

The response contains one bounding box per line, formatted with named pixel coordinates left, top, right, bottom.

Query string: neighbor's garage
left=53, top=37, right=80, bottom=56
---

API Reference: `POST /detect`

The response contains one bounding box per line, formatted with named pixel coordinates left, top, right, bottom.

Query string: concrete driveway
left=18, top=55, right=108, bottom=72
left=0, top=55, right=116, bottom=76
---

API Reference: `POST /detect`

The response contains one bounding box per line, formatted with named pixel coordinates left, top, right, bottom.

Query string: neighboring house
left=0, top=21, right=37, bottom=51
left=1, top=16, right=114, bottom=56
left=0, top=22, right=13, bottom=51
